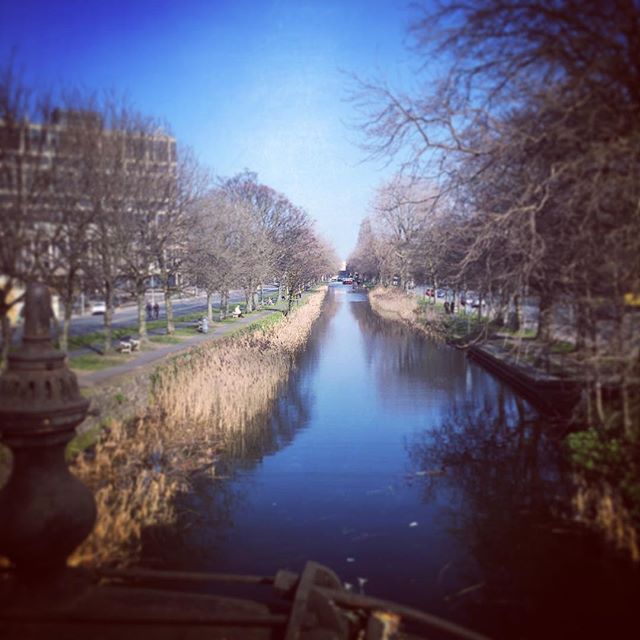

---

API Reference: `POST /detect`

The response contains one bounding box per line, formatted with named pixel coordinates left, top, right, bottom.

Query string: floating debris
left=444, top=582, right=485, bottom=602
left=408, top=468, right=446, bottom=478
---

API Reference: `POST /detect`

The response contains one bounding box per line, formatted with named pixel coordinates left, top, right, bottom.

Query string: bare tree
left=44, top=103, right=102, bottom=351
left=348, top=217, right=381, bottom=282
left=153, top=145, right=209, bottom=334
left=82, top=98, right=136, bottom=353
left=183, top=188, right=243, bottom=321
left=0, top=61, right=55, bottom=360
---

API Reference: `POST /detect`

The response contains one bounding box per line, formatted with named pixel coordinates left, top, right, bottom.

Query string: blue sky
left=1, top=0, right=421, bottom=259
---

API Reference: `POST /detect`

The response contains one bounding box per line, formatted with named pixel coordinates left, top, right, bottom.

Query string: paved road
left=12, top=287, right=279, bottom=341
left=71, top=287, right=279, bottom=337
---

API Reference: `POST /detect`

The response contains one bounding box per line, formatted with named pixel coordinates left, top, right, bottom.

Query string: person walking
left=146, top=302, right=153, bottom=320
left=153, top=302, right=159, bottom=319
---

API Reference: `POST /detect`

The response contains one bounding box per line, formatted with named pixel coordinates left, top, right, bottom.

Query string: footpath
left=76, top=308, right=283, bottom=388
left=71, top=307, right=289, bottom=436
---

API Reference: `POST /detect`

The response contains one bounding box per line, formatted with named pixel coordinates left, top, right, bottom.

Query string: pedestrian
left=153, top=302, right=159, bottom=319
left=146, top=302, right=152, bottom=320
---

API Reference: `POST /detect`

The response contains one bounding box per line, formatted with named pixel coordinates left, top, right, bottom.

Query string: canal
left=153, top=285, right=639, bottom=639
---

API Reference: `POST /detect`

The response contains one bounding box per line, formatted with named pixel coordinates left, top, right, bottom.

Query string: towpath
left=76, top=308, right=284, bottom=387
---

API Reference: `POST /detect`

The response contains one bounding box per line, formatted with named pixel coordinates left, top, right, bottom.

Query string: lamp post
left=0, top=283, right=96, bottom=578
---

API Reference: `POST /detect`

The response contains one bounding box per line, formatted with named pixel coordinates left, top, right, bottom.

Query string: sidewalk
left=76, top=308, right=283, bottom=387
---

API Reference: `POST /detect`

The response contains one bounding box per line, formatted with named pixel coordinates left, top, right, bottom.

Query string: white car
left=90, top=301, right=107, bottom=315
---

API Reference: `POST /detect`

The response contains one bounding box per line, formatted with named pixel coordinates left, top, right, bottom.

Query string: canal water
left=155, top=285, right=639, bottom=639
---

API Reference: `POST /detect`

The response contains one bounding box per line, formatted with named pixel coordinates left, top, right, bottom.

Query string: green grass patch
left=500, top=327, right=537, bottom=339
left=150, top=334, right=184, bottom=344
left=70, top=353, right=130, bottom=371
left=174, top=311, right=213, bottom=323
left=66, top=425, right=101, bottom=461
left=173, top=326, right=197, bottom=337
left=550, top=340, right=575, bottom=353
left=67, top=327, right=135, bottom=351
left=224, top=310, right=285, bottom=338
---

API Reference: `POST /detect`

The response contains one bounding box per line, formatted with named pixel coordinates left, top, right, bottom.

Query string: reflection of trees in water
left=146, top=293, right=338, bottom=568
left=224, top=291, right=339, bottom=465
left=406, top=389, right=639, bottom=639
left=349, top=299, right=468, bottom=398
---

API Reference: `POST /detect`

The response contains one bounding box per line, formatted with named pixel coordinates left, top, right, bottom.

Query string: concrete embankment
left=468, top=342, right=581, bottom=416
left=368, top=286, right=583, bottom=416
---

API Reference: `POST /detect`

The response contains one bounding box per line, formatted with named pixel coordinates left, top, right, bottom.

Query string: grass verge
left=69, top=353, right=130, bottom=371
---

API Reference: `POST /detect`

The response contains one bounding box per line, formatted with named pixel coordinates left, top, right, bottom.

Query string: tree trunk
left=536, top=293, right=553, bottom=342
left=595, top=380, right=605, bottom=425
left=574, top=299, right=587, bottom=350
left=164, top=287, right=174, bottom=335
left=60, top=299, right=73, bottom=353
left=1, top=311, right=12, bottom=364
left=219, top=290, right=228, bottom=321
left=103, top=280, right=114, bottom=353
left=206, top=292, right=213, bottom=321
left=137, top=289, right=148, bottom=343
left=508, top=293, right=521, bottom=332
left=621, top=376, right=633, bottom=439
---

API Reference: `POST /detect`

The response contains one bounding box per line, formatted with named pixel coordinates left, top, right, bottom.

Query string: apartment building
left=0, top=109, right=178, bottom=320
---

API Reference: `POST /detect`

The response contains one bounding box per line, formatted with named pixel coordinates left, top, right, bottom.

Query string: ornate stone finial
left=22, top=283, right=55, bottom=343
left=0, top=283, right=96, bottom=575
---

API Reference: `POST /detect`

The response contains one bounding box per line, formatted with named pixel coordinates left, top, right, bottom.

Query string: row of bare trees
left=348, top=0, right=640, bottom=534
left=349, top=1, right=639, bottom=425
left=0, top=67, right=336, bottom=360
left=184, top=171, right=337, bottom=319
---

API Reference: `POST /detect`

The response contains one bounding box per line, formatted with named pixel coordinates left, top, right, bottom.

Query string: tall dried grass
left=69, top=289, right=326, bottom=567
left=153, top=290, right=326, bottom=441
left=71, top=418, right=186, bottom=567
left=573, top=476, right=640, bottom=562
left=368, top=286, right=446, bottom=339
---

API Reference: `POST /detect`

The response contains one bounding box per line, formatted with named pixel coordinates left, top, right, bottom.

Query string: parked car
left=90, top=301, right=106, bottom=315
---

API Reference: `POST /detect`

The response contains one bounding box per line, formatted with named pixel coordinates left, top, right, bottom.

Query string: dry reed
left=368, top=286, right=446, bottom=339
left=573, top=476, right=640, bottom=562
left=70, top=417, right=186, bottom=567
left=68, top=288, right=327, bottom=567
left=153, top=289, right=326, bottom=442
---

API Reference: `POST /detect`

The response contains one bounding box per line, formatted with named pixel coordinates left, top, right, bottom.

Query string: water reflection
left=350, top=300, right=467, bottom=401
left=148, top=286, right=639, bottom=639
left=406, top=387, right=639, bottom=638
left=145, top=291, right=338, bottom=568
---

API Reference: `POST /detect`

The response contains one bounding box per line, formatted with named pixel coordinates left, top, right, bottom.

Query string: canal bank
left=368, top=287, right=640, bottom=564
left=145, top=284, right=640, bottom=640
left=0, top=288, right=328, bottom=569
